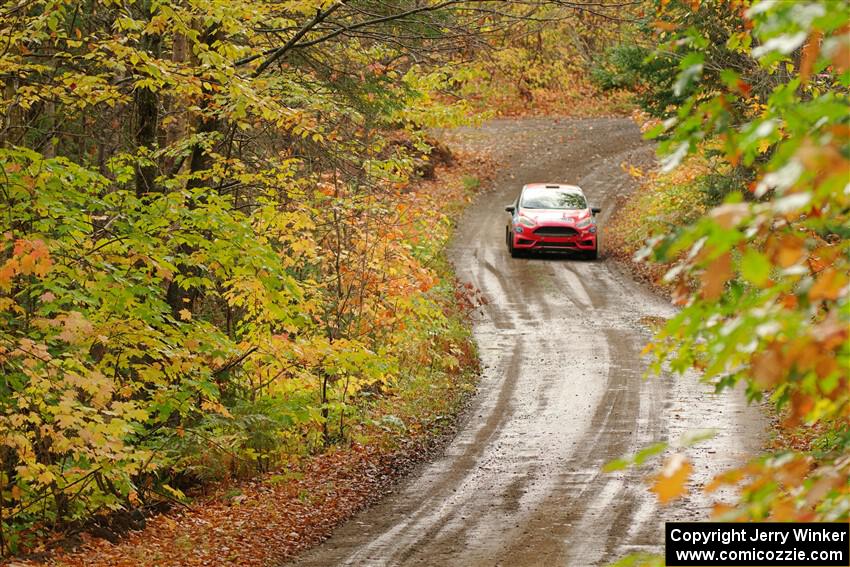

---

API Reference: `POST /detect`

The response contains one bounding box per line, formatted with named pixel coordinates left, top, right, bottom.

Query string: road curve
left=291, top=117, right=764, bottom=567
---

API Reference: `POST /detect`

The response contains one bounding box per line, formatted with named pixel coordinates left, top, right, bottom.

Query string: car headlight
left=518, top=215, right=537, bottom=228
left=576, top=218, right=594, bottom=229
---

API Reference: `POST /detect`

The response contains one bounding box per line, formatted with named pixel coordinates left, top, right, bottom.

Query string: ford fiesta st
left=505, top=184, right=600, bottom=259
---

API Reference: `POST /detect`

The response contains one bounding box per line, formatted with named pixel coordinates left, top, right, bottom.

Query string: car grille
left=533, top=226, right=579, bottom=236
left=538, top=241, right=577, bottom=248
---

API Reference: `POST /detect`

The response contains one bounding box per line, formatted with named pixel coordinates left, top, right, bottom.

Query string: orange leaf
left=768, top=499, right=796, bottom=521
left=815, top=357, right=838, bottom=384
left=19, top=254, right=35, bottom=275
left=779, top=293, right=798, bottom=309
left=786, top=392, right=815, bottom=427
left=800, top=31, right=822, bottom=83
left=772, top=234, right=805, bottom=268
left=0, top=262, right=16, bottom=289
left=809, top=268, right=848, bottom=301
left=700, top=252, right=732, bottom=300
left=807, top=254, right=829, bottom=273
left=828, top=27, right=850, bottom=73
left=751, top=344, right=785, bottom=388
left=711, top=502, right=735, bottom=519
left=786, top=338, right=821, bottom=373
left=705, top=468, right=745, bottom=494
left=727, top=148, right=741, bottom=166
left=651, top=454, right=692, bottom=504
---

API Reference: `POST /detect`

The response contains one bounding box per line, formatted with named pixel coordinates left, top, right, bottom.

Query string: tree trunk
left=134, top=23, right=161, bottom=197
left=321, top=372, right=330, bottom=446
left=166, top=25, right=221, bottom=317
left=163, top=32, right=188, bottom=175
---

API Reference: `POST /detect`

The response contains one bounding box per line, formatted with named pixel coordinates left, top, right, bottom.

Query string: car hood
left=520, top=209, right=590, bottom=224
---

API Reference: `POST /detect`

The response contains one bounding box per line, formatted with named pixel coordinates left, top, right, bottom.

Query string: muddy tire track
left=289, top=117, right=764, bottom=567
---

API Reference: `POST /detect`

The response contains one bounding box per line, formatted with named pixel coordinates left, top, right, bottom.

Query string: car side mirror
left=591, top=206, right=601, bottom=215
left=505, top=205, right=515, bottom=213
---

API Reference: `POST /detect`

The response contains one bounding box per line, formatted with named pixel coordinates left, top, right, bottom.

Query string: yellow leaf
left=178, top=308, right=192, bottom=321
left=19, top=254, right=35, bottom=275
left=37, top=470, right=55, bottom=485
left=201, top=399, right=231, bottom=417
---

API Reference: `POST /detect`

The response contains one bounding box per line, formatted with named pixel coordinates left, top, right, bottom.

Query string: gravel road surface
left=291, top=117, right=764, bottom=567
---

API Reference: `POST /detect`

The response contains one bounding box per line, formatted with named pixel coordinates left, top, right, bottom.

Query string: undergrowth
left=606, top=154, right=713, bottom=288
left=9, top=151, right=493, bottom=563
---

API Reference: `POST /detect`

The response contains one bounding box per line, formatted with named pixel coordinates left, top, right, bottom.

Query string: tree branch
left=252, top=2, right=346, bottom=77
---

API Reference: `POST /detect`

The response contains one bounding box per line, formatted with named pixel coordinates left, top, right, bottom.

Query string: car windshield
left=520, top=187, right=586, bottom=210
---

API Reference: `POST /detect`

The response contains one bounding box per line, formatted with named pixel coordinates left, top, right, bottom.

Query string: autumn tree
left=0, top=0, right=633, bottom=554
left=612, top=0, right=849, bottom=553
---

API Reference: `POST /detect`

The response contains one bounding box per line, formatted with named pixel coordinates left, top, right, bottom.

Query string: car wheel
left=507, top=230, right=522, bottom=258
left=585, top=245, right=598, bottom=261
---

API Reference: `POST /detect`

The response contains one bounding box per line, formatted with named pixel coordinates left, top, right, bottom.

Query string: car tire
left=585, top=245, right=599, bottom=261
left=507, top=230, right=522, bottom=258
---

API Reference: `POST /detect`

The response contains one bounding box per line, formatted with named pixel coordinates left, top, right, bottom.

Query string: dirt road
left=292, top=117, right=764, bottom=566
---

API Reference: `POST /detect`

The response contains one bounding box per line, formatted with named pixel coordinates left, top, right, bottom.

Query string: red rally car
left=505, top=183, right=600, bottom=259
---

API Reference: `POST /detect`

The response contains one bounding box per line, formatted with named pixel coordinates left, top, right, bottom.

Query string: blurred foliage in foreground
left=604, top=0, right=849, bottom=549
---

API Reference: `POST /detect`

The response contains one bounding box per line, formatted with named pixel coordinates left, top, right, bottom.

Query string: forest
left=0, top=0, right=847, bottom=565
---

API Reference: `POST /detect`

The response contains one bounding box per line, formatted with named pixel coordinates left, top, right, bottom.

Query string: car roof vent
left=545, top=184, right=560, bottom=188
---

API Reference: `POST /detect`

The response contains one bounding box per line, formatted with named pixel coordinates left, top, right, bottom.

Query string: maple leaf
left=773, top=234, right=805, bottom=268
left=751, top=345, right=785, bottom=388
left=57, top=311, right=94, bottom=344
left=699, top=252, right=731, bottom=300
left=37, top=470, right=55, bottom=485
left=809, top=268, right=848, bottom=301
left=651, top=454, right=692, bottom=504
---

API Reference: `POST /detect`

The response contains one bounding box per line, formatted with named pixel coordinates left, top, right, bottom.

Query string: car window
left=520, top=188, right=586, bottom=210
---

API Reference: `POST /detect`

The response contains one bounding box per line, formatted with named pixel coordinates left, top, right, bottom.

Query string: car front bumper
left=512, top=226, right=597, bottom=251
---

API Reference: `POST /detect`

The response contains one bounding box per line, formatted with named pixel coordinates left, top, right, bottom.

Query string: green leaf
left=740, top=249, right=771, bottom=286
